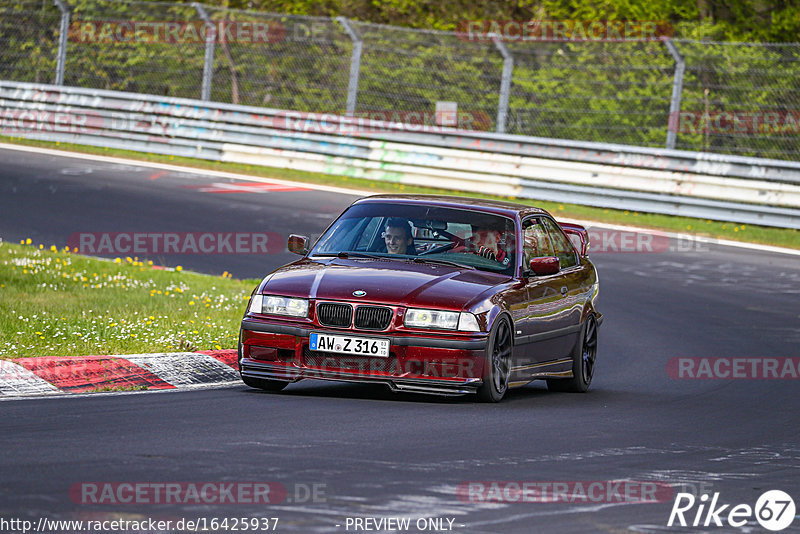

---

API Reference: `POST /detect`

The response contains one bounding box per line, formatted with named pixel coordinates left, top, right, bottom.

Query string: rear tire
left=477, top=316, right=513, bottom=403
left=238, top=332, right=289, bottom=393
left=547, top=314, right=597, bottom=393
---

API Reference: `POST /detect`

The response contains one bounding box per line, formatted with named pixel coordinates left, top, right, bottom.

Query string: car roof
left=352, top=194, right=550, bottom=219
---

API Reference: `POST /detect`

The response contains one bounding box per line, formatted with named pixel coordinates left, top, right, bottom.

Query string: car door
left=540, top=216, right=585, bottom=355
left=514, top=217, right=578, bottom=372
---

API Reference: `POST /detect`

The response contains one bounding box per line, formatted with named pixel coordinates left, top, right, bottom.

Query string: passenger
left=384, top=218, right=415, bottom=255
left=469, top=228, right=508, bottom=263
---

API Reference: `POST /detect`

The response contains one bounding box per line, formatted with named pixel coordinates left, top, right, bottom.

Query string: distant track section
left=2, top=79, right=800, bottom=228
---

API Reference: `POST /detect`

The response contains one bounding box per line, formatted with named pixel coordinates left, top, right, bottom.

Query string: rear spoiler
left=559, top=222, right=589, bottom=257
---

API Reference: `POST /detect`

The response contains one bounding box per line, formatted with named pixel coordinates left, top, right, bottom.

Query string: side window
left=542, top=218, right=578, bottom=269
left=522, top=218, right=554, bottom=268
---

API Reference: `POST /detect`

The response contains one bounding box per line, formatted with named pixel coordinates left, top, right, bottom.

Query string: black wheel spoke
left=500, top=327, right=511, bottom=346
left=489, top=319, right=512, bottom=395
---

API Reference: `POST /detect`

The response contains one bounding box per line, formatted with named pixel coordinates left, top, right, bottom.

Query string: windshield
left=310, top=202, right=517, bottom=275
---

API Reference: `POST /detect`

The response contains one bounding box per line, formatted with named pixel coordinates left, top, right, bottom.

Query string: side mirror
left=287, top=234, right=309, bottom=255
left=529, top=256, right=560, bottom=275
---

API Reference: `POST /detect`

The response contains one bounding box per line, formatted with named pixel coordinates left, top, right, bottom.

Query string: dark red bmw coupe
left=239, top=195, right=602, bottom=402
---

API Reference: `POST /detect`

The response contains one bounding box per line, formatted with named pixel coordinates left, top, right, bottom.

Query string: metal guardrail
left=5, top=1, right=800, bottom=161
left=2, top=80, right=800, bottom=229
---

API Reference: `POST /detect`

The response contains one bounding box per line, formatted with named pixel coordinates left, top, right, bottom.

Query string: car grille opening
left=354, top=306, right=393, bottom=330
left=248, top=346, right=294, bottom=363
left=317, top=302, right=352, bottom=327
left=303, top=348, right=398, bottom=375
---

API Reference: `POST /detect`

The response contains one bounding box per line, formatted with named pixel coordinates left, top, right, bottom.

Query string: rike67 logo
left=668, top=490, right=796, bottom=531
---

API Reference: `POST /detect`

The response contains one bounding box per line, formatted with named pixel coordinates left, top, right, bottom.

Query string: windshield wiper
left=314, top=252, right=393, bottom=260
left=412, top=257, right=474, bottom=270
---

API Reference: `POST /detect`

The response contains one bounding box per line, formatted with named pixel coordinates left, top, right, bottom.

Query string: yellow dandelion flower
left=176, top=266, right=183, bottom=272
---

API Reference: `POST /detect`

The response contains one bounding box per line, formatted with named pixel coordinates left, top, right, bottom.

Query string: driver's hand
left=477, top=246, right=496, bottom=260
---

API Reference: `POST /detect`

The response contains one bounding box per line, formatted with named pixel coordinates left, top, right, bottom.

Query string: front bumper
left=239, top=318, right=489, bottom=396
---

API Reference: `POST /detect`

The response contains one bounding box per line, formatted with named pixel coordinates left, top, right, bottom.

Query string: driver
left=384, top=218, right=415, bottom=255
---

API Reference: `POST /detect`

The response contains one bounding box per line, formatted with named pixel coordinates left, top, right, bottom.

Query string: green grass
left=87, top=384, right=149, bottom=393
left=0, top=241, right=259, bottom=359
left=3, top=136, right=798, bottom=250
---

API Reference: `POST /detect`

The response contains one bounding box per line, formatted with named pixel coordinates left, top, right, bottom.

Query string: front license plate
left=309, top=333, right=390, bottom=357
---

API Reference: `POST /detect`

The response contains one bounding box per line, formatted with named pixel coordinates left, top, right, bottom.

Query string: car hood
left=260, top=258, right=509, bottom=310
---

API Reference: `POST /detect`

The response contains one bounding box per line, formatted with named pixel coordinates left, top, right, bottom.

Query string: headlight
left=249, top=294, right=308, bottom=317
left=404, top=309, right=480, bottom=332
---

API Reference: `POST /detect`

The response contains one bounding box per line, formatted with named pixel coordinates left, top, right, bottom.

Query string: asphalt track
left=1, top=146, right=799, bottom=534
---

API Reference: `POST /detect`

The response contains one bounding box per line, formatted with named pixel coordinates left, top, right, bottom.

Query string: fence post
left=663, top=38, right=685, bottom=150
left=52, top=0, right=70, bottom=85
left=490, top=33, right=513, bottom=134
left=337, top=16, right=362, bottom=117
left=193, top=3, right=215, bottom=101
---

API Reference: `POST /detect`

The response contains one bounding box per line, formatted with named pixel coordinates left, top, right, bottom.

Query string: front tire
left=477, top=316, right=513, bottom=403
left=238, top=332, right=289, bottom=393
left=547, top=314, right=597, bottom=393
left=242, top=375, right=288, bottom=392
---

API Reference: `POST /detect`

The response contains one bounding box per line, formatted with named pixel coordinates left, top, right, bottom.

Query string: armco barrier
left=2, top=80, right=800, bottom=229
